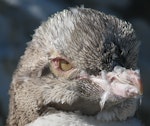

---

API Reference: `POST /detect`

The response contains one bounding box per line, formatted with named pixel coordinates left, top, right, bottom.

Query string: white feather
left=26, top=112, right=142, bottom=126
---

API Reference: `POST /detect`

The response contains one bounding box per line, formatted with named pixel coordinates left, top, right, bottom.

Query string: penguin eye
left=51, top=58, right=73, bottom=72
left=49, top=57, right=76, bottom=79
left=59, top=59, right=72, bottom=71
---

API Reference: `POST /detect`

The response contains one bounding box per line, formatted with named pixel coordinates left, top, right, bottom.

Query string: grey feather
left=7, top=7, right=142, bottom=126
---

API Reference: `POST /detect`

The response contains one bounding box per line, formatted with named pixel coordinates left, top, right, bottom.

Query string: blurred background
left=0, top=0, right=149, bottom=126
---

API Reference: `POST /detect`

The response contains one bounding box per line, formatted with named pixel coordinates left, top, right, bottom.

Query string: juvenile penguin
left=7, top=7, right=143, bottom=126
